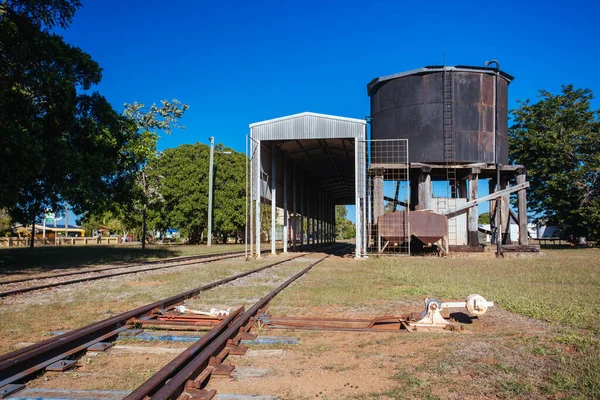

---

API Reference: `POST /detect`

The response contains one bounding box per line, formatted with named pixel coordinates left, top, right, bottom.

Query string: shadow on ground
left=0, top=246, right=179, bottom=275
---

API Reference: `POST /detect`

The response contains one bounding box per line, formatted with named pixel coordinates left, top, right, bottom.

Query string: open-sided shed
left=248, top=112, right=366, bottom=258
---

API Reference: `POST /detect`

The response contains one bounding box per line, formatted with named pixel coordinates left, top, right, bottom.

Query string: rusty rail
left=0, top=252, right=310, bottom=388
left=0, top=251, right=250, bottom=298
left=128, top=244, right=352, bottom=400
left=0, top=250, right=250, bottom=286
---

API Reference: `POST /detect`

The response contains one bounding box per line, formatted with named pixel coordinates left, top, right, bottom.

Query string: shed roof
left=250, top=112, right=366, bottom=142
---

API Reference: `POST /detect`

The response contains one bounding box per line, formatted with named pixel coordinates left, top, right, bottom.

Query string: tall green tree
left=335, top=205, right=355, bottom=239
left=123, top=100, right=188, bottom=249
left=147, top=142, right=246, bottom=244
left=509, top=85, right=600, bottom=238
left=212, top=145, right=246, bottom=243
left=0, top=0, right=136, bottom=248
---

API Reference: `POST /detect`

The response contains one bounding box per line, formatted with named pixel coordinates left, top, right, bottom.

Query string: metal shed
left=248, top=112, right=366, bottom=258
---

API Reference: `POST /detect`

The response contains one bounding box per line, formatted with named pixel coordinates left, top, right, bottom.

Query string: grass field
left=0, top=247, right=598, bottom=398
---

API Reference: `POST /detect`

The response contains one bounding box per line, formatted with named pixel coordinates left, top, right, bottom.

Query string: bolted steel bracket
left=87, top=342, right=115, bottom=352
left=226, top=339, right=247, bottom=355
left=46, top=359, right=77, bottom=371
left=0, top=384, right=25, bottom=399
left=183, top=388, right=216, bottom=400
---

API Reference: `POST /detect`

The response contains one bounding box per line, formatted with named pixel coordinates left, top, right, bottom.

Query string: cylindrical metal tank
left=367, top=66, right=513, bottom=164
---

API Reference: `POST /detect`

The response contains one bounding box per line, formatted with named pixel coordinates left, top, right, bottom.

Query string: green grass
left=0, top=243, right=248, bottom=275
left=1, top=247, right=599, bottom=398
left=270, top=248, right=600, bottom=399
left=276, top=249, right=600, bottom=332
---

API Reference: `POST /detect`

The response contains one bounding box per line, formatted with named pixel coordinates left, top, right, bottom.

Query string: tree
left=212, top=145, right=246, bottom=243
left=335, top=205, right=356, bottom=240
left=147, top=142, right=246, bottom=244
left=123, top=100, right=188, bottom=249
left=509, top=85, right=600, bottom=238
left=478, top=212, right=491, bottom=225
left=0, top=0, right=136, bottom=247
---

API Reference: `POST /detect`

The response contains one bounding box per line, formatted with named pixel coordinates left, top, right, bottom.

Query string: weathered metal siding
left=368, top=66, right=512, bottom=164
left=250, top=112, right=366, bottom=142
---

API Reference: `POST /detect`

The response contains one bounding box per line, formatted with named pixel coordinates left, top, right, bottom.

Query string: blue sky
left=59, top=0, right=599, bottom=222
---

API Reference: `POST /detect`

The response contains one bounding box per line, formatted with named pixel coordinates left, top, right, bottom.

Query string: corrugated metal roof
left=367, top=65, right=514, bottom=96
left=250, top=112, right=366, bottom=142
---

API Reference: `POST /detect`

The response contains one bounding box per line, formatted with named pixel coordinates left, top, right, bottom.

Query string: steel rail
left=0, top=253, right=310, bottom=387
left=0, top=252, right=244, bottom=298
left=129, top=244, right=353, bottom=400
left=0, top=250, right=249, bottom=286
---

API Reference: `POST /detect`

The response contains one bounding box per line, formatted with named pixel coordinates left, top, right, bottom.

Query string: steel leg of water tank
left=457, top=180, right=468, bottom=199
left=501, top=178, right=511, bottom=244
left=468, top=171, right=480, bottom=246
left=516, top=170, right=529, bottom=245
left=489, top=179, right=497, bottom=245
left=417, top=168, right=432, bottom=211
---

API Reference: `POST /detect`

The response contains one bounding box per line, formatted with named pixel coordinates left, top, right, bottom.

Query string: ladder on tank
left=443, top=69, right=457, bottom=246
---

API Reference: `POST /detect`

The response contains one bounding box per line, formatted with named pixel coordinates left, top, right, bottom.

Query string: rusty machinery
left=165, top=294, right=494, bottom=333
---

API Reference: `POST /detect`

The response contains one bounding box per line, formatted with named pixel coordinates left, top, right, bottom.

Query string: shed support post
left=271, top=144, right=276, bottom=255
left=354, top=137, right=362, bottom=258
left=255, top=142, right=261, bottom=258
left=300, top=174, right=304, bottom=249
left=320, top=192, right=324, bottom=246
left=307, top=188, right=311, bottom=248
left=283, top=157, right=288, bottom=253
left=292, top=164, right=297, bottom=251
left=417, top=168, right=432, bottom=210
left=468, top=169, right=480, bottom=246
left=317, top=191, right=321, bottom=247
left=501, top=178, right=511, bottom=244
left=516, top=170, right=529, bottom=245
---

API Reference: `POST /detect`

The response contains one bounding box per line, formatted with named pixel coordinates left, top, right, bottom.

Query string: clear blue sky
left=59, top=0, right=599, bottom=222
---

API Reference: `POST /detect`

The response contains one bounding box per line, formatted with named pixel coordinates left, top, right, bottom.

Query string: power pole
left=207, top=136, right=215, bottom=246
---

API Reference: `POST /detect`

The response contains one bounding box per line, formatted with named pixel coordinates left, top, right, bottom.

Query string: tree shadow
left=0, top=245, right=178, bottom=275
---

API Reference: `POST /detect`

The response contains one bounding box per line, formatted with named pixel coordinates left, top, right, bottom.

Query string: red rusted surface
left=378, top=210, right=447, bottom=245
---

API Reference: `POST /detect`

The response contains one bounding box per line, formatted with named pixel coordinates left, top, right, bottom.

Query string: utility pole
left=65, top=202, right=69, bottom=243
left=207, top=137, right=231, bottom=246
left=208, top=137, right=215, bottom=246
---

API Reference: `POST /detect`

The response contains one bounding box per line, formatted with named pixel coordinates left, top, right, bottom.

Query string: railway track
left=0, top=244, right=351, bottom=397
left=0, top=249, right=258, bottom=298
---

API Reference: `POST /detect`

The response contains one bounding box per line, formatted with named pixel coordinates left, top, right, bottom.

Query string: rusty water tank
left=367, top=66, right=514, bottom=164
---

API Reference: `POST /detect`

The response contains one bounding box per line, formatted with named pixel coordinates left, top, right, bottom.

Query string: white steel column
left=355, top=138, right=362, bottom=258
left=271, top=145, right=276, bottom=255
left=292, top=163, right=297, bottom=251
left=318, top=191, right=322, bottom=246
left=283, top=157, right=288, bottom=253
left=307, top=188, right=311, bottom=248
left=255, top=142, right=261, bottom=258
left=300, top=175, right=304, bottom=248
